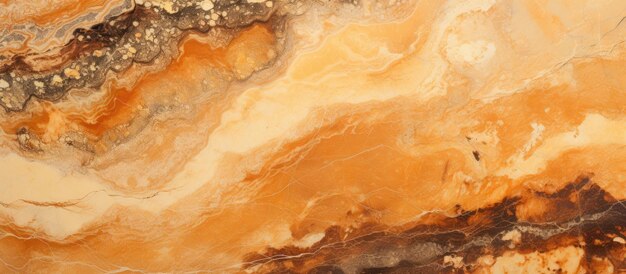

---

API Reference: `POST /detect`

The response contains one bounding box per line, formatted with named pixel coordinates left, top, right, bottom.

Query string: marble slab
left=0, top=0, right=625, bottom=273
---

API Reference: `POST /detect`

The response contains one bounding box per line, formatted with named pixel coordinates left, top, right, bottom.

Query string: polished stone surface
left=0, top=0, right=625, bottom=273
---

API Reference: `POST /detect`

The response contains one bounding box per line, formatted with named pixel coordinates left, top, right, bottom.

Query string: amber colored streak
left=72, top=24, right=274, bottom=136
left=0, top=24, right=275, bottom=149
left=0, top=104, right=50, bottom=136
left=73, top=83, right=141, bottom=137
left=61, top=37, right=225, bottom=136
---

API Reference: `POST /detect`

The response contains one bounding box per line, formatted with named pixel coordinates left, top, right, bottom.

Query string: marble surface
left=0, top=0, right=625, bottom=273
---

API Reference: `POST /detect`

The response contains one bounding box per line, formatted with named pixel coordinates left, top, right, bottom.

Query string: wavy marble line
left=0, top=0, right=625, bottom=273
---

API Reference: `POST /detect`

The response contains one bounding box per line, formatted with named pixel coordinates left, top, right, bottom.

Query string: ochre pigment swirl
left=0, top=0, right=625, bottom=273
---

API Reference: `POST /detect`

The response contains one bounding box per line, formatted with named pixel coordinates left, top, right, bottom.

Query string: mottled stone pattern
left=0, top=0, right=625, bottom=273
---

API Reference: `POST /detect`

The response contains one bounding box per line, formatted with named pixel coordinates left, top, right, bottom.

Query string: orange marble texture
left=0, top=0, right=625, bottom=273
